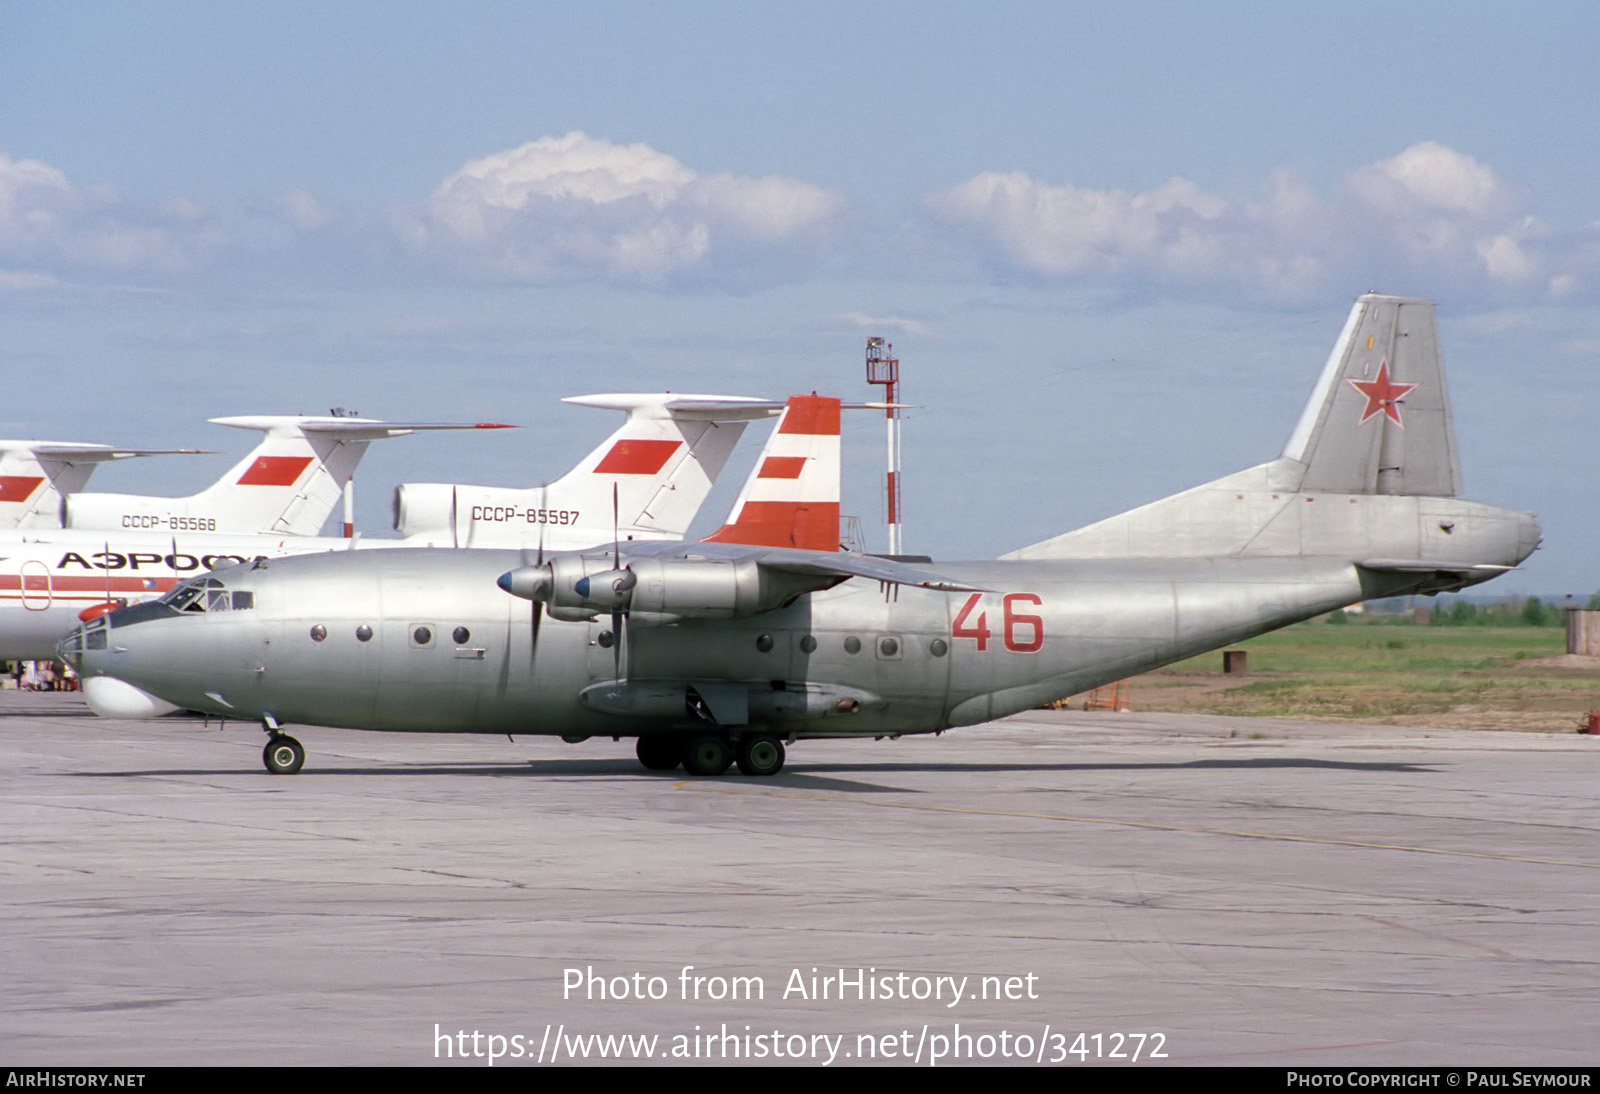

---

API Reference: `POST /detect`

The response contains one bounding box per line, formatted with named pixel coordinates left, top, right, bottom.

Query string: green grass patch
left=1138, top=623, right=1589, bottom=727
left=1165, top=624, right=1563, bottom=675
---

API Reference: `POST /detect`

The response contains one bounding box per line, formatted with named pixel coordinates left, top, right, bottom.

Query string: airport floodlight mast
left=865, top=337, right=902, bottom=555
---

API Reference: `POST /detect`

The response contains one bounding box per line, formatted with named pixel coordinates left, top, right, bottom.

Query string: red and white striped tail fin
left=702, top=394, right=842, bottom=551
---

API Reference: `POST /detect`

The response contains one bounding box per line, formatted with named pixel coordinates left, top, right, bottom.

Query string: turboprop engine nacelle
left=498, top=554, right=841, bottom=624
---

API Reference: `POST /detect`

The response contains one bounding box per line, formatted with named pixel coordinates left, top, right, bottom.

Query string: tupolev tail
left=61, top=416, right=511, bottom=537
left=0, top=441, right=205, bottom=530
left=393, top=394, right=782, bottom=551
left=701, top=394, right=843, bottom=551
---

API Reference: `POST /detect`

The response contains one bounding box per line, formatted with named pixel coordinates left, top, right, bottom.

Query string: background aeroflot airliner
left=1, top=415, right=503, bottom=535
left=0, top=395, right=779, bottom=660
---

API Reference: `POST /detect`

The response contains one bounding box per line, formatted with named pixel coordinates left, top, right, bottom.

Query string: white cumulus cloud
left=0, top=153, right=225, bottom=276
left=1348, top=141, right=1517, bottom=219
left=925, top=143, right=1586, bottom=302
left=398, top=132, right=847, bottom=286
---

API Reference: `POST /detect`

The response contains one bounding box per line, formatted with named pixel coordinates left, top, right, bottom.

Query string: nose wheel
left=263, top=734, right=305, bottom=775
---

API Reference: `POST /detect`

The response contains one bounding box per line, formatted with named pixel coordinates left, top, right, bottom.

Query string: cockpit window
left=162, top=582, right=205, bottom=612
left=160, top=578, right=253, bottom=614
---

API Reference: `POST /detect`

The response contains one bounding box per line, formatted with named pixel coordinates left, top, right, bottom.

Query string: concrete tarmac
left=3, top=690, right=1597, bottom=1067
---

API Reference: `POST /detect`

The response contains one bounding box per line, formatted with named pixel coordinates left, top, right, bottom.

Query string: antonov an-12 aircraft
left=63, top=296, right=1540, bottom=779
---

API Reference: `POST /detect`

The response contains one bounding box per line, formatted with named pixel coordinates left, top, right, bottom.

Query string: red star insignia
left=1347, top=360, right=1417, bottom=426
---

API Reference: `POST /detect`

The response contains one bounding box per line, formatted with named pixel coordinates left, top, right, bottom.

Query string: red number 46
left=952, top=593, right=1044, bottom=653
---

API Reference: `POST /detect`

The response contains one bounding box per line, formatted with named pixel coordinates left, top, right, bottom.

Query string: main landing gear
left=635, top=731, right=786, bottom=777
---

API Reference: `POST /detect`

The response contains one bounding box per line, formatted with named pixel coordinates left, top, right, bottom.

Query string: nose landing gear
left=261, top=715, right=305, bottom=774
left=263, top=735, right=305, bottom=774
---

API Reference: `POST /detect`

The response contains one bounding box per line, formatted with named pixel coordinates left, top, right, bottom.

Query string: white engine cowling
left=391, top=483, right=457, bottom=541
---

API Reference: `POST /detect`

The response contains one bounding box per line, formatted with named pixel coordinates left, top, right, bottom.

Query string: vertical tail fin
left=395, top=394, right=780, bottom=550
left=62, top=417, right=511, bottom=536
left=550, top=394, right=779, bottom=539
left=1283, top=293, right=1462, bottom=497
left=702, top=394, right=842, bottom=550
left=0, top=442, right=204, bottom=529
left=1007, top=293, right=1484, bottom=563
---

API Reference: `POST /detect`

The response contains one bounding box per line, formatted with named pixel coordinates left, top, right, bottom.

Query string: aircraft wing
left=694, top=543, right=987, bottom=592
left=499, top=539, right=987, bottom=623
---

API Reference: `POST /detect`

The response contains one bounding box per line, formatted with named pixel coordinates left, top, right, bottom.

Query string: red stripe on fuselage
left=594, top=439, right=682, bottom=475
left=0, top=574, right=182, bottom=594
left=237, top=455, right=314, bottom=487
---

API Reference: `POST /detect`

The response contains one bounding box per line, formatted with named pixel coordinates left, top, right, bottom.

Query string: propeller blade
left=532, top=484, right=546, bottom=669
left=536, top=484, right=547, bottom=566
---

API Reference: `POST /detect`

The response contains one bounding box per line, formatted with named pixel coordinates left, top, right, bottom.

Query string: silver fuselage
left=64, top=498, right=1536, bottom=740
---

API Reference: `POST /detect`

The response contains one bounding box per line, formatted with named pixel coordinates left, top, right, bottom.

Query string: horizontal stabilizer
left=210, top=416, right=515, bottom=438
left=9, top=442, right=208, bottom=462
left=1356, top=559, right=1514, bottom=574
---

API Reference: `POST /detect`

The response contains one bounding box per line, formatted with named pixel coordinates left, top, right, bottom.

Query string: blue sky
left=4, top=2, right=1597, bottom=593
